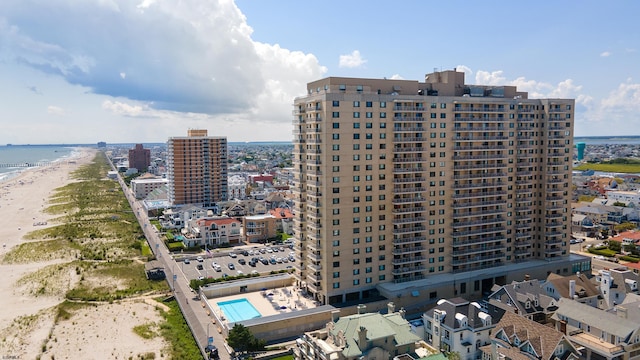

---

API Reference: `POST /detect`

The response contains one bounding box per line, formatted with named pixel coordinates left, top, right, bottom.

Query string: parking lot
left=177, top=245, right=295, bottom=281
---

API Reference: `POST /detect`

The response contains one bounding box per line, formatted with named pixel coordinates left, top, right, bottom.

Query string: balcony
left=452, top=245, right=505, bottom=256
left=452, top=235, right=504, bottom=246
left=393, top=235, right=427, bottom=245
left=453, top=172, right=506, bottom=180
left=392, top=205, right=425, bottom=214
left=452, top=226, right=505, bottom=238
left=393, top=216, right=426, bottom=225
left=391, top=265, right=426, bottom=276
left=452, top=217, right=505, bottom=229
left=393, top=225, right=426, bottom=235
left=393, top=176, right=426, bottom=184
left=452, top=199, right=506, bottom=209
left=392, top=246, right=424, bottom=255
left=392, top=196, right=425, bottom=205
left=393, top=186, right=426, bottom=194
left=453, top=190, right=507, bottom=199
left=451, top=253, right=504, bottom=266
left=394, top=146, right=426, bottom=153
left=392, top=256, right=425, bottom=265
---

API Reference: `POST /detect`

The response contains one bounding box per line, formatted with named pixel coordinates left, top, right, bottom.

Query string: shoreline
left=0, top=148, right=168, bottom=359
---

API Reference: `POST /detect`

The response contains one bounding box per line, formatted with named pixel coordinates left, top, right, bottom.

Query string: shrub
left=620, top=255, right=640, bottom=263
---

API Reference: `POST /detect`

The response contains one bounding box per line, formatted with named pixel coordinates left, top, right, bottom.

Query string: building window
left=353, top=112, right=360, bottom=118
left=353, top=101, right=360, bottom=107
left=332, top=100, right=340, bottom=107
left=332, top=113, right=339, bottom=119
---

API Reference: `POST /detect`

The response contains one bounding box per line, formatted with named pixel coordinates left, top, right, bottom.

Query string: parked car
left=260, top=258, right=269, bottom=265
left=238, top=258, right=246, bottom=265
left=197, top=264, right=204, bottom=270
left=228, top=253, right=237, bottom=258
left=228, top=263, right=235, bottom=270
left=183, top=258, right=190, bottom=264
left=196, top=256, right=204, bottom=262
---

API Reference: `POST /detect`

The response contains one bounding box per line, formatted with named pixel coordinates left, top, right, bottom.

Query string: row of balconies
left=393, top=235, right=427, bottom=245
left=454, top=135, right=509, bottom=141
left=392, top=255, right=425, bottom=265
left=453, top=154, right=506, bottom=161
left=453, top=171, right=507, bottom=180
left=393, top=176, right=426, bottom=184
left=452, top=244, right=506, bottom=257
left=452, top=199, right=506, bottom=209
left=452, top=235, right=505, bottom=246
left=393, top=216, right=427, bottom=225
left=451, top=253, right=504, bottom=266
left=453, top=226, right=505, bottom=237
left=452, top=217, right=505, bottom=229
left=391, top=265, right=425, bottom=276
left=392, top=246, right=424, bottom=255
left=453, top=190, right=507, bottom=199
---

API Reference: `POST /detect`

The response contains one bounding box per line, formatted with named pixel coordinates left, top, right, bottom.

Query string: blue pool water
left=218, top=298, right=261, bottom=323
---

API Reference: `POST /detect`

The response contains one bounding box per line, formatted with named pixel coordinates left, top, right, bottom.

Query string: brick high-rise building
left=292, top=70, right=578, bottom=306
left=167, top=129, right=228, bottom=207
left=128, top=144, right=151, bottom=172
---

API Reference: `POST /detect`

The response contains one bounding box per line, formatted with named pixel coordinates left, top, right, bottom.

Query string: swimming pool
left=218, top=298, right=261, bottom=323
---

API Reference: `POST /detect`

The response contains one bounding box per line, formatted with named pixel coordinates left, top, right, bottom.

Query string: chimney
left=399, top=307, right=406, bottom=319
left=617, top=306, right=628, bottom=319
left=525, top=274, right=530, bottom=281
left=569, top=280, right=576, bottom=299
left=387, top=302, right=396, bottom=314
left=357, top=304, right=366, bottom=314
left=357, top=326, right=367, bottom=348
left=331, top=310, right=340, bottom=323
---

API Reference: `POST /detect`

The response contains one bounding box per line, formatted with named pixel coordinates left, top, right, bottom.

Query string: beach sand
left=0, top=148, right=168, bottom=359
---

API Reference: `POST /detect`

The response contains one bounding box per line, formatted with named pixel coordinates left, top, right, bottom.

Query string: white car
left=228, top=252, right=237, bottom=258
left=196, top=256, right=203, bottom=262
left=237, top=270, right=244, bottom=275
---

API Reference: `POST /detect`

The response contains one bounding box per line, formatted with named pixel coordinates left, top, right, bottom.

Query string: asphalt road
left=115, top=173, right=224, bottom=360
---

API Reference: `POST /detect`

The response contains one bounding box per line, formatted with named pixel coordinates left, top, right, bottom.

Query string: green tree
left=447, top=352, right=461, bottom=360
left=227, top=324, right=252, bottom=353
left=227, top=324, right=266, bottom=354
left=608, top=241, right=621, bottom=252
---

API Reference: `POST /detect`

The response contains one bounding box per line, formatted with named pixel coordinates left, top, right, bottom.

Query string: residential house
left=184, top=217, right=242, bottom=247
left=486, top=279, right=558, bottom=324
left=297, top=304, right=421, bottom=360
left=571, top=214, right=597, bottom=237
left=423, top=298, right=494, bottom=360
left=594, top=268, right=639, bottom=309
left=552, top=298, right=640, bottom=360
left=542, top=272, right=603, bottom=309
left=480, top=311, right=580, bottom=360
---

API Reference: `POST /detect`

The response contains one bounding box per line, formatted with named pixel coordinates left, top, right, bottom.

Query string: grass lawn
left=574, top=163, right=640, bottom=173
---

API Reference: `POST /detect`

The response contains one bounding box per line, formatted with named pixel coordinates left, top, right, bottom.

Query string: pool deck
left=207, top=286, right=320, bottom=323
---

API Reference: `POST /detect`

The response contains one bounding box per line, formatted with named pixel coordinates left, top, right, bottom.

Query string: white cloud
left=47, top=105, right=65, bottom=115
left=389, top=74, right=404, bottom=80
left=339, top=50, right=367, bottom=68
left=600, top=51, right=611, bottom=57
left=0, top=0, right=326, bottom=121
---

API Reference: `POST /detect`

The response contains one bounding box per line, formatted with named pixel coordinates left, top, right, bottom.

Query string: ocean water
left=0, top=145, right=77, bottom=181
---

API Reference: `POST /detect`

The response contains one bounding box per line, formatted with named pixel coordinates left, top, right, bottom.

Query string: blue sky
left=1, top=0, right=639, bottom=144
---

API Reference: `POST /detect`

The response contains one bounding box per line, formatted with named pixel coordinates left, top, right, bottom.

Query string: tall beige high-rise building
left=292, top=70, right=576, bottom=306
left=167, top=129, right=228, bottom=207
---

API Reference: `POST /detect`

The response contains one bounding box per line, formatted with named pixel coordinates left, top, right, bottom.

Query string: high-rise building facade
left=292, top=70, right=575, bottom=305
left=167, top=129, right=228, bottom=207
left=128, top=143, right=151, bottom=171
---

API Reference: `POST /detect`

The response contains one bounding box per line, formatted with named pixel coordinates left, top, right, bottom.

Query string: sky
left=1, top=0, right=639, bottom=145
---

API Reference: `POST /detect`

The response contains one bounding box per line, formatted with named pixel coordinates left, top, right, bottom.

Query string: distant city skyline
left=1, top=0, right=639, bottom=144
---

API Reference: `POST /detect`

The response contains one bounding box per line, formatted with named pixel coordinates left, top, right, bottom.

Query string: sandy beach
left=0, top=148, right=168, bottom=359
